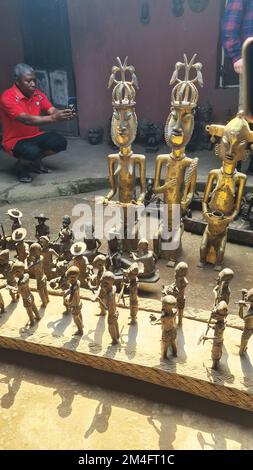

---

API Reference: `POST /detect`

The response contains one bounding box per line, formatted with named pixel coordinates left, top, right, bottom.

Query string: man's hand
left=51, top=109, right=76, bottom=122
left=233, top=58, right=243, bottom=75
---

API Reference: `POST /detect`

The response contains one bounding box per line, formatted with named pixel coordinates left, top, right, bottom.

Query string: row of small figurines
left=1, top=252, right=252, bottom=369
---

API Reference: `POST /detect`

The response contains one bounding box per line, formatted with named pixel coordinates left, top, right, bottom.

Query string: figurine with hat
left=7, top=208, right=22, bottom=233
left=12, top=228, right=29, bottom=264
left=35, top=214, right=50, bottom=240
left=69, top=242, right=93, bottom=288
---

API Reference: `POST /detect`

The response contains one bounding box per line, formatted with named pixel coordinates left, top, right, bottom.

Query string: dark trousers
left=13, top=132, right=67, bottom=162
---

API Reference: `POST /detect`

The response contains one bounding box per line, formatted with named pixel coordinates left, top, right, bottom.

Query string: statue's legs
left=108, top=319, right=119, bottom=344
left=214, top=231, right=227, bottom=272
left=161, top=340, right=169, bottom=359
left=129, top=304, right=138, bottom=325
left=239, top=328, right=253, bottom=355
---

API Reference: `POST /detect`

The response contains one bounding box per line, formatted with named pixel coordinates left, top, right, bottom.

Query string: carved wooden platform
left=0, top=288, right=252, bottom=411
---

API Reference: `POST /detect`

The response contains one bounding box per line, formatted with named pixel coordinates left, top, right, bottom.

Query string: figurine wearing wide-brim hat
left=7, top=208, right=22, bottom=233
left=69, top=242, right=92, bottom=288
left=12, top=228, right=29, bottom=263
left=35, top=214, right=50, bottom=240
left=39, top=236, right=58, bottom=280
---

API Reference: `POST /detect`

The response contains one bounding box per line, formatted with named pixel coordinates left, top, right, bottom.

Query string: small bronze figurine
left=69, top=242, right=93, bottom=288
left=94, top=271, right=120, bottom=344
left=131, top=239, right=157, bottom=278
left=238, top=288, right=253, bottom=356
left=35, top=214, right=50, bottom=240
left=150, top=295, right=178, bottom=359
left=83, top=223, right=102, bottom=263
left=210, top=301, right=229, bottom=369
left=199, top=301, right=229, bottom=369
left=39, top=236, right=58, bottom=280
left=119, top=262, right=139, bottom=325
left=92, top=254, right=107, bottom=288
left=12, top=261, right=40, bottom=326
left=0, top=249, right=19, bottom=302
left=162, top=261, right=188, bottom=326
left=64, top=266, right=84, bottom=335
left=213, top=268, right=234, bottom=306
left=106, top=230, right=123, bottom=274
left=12, top=228, right=29, bottom=263
left=7, top=208, right=22, bottom=233
left=28, top=243, right=49, bottom=307
left=54, top=215, right=74, bottom=261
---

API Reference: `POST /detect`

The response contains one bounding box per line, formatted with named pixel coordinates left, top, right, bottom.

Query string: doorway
left=19, top=0, right=79, bottom=136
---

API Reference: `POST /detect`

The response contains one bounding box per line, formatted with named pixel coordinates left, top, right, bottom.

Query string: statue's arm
left=154, top=155, right=169, bottom=193
left=105, top=155, right=117, bottom=201
left=182, top=157, right=199, bottom=210
left=227, top=174, right=247, bottom=222
left=202, top=171, right=217, bottom=220
left=136, top=155, right=146, bottom=203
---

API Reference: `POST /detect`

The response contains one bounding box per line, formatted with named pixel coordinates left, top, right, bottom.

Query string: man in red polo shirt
left=0, top=63, right=75, bottom=182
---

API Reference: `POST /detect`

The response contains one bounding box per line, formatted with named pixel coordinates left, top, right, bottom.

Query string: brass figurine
left=104, top=57, right=146, bottom=205
left=83, top=223, right=101, bottom=263
left=238, top=288, right=253, bottom=356
left=28, top=243, right=49, bottom=307
left=69, top=242, right=93, bottom=288
left=64, top=266, right=84, bottom=335
left=7, top=208, right=22, bottom=233
left=131, top=239, right=157, bottom=278
left=12, top=261, right=40, bottom=326
left=151, top=295, right=178, bottom=359
left=94, top=271, right=120, bottom=344
left=154, top=54, right=202, bottom=265
left=12, top=228, right=29, bottom=263
left=92, top=254, right=107, bottom=288
left=213, top=268, right=234, bottom=306
left=54, top=215, right=74, bottom=261
left=162, top=261, right=188, bottom=326
left=0, top=249, right=19, bottom=302
left=199, top=301, right=229, bottom=369
left=120, top=262, right=139, bottom=325
left=39, top=236, right=58, bottom=280
left=103, top=57, right=146, bottom=252
left=199, top=113, right=252, bottom=270
left=35, top=214, right=50, bottom=240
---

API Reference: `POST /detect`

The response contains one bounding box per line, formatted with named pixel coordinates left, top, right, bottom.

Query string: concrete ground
left=0, top=138, right=253, bottom=203
left=0, top=350, right=253, bottom=450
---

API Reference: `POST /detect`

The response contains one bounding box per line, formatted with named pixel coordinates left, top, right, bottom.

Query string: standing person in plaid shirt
left=222, top=0, right=253, bottom=174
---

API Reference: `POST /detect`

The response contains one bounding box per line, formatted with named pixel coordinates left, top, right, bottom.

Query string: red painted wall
left=68, top=0, right=238, bottom=138
left=0, top=0, right=24, bottom=93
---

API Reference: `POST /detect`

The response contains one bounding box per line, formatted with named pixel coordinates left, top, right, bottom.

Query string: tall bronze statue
left=199, top=113, right=253, bottom=271
left=103, top=57, right=146, bottom=251
left=154, top=54, right=202, bottom=266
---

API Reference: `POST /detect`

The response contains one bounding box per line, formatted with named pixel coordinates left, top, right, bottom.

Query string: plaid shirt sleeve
left=222, top=0, right=245, bottom=63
